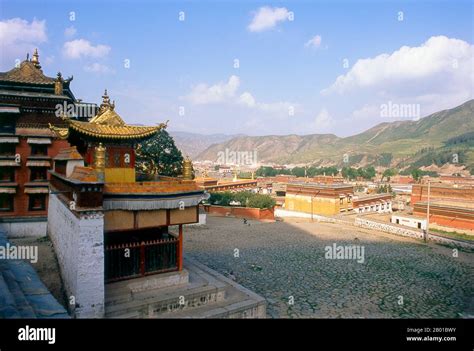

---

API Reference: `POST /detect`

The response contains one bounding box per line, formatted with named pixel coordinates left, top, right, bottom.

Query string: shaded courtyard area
left=184, top=216, right=474, bottom=318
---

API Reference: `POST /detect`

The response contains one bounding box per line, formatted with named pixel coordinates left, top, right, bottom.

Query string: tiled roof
left=104, top=180, right=201, bottom=194
left=69, top=166, right=98, bottom=182
left=89, top=108, right=125, bottom=126
left=69, top=119, right=161, bottom=140
left=0, top=61, right=55, bottom=85
left=54, top=146, right=84, bottom=161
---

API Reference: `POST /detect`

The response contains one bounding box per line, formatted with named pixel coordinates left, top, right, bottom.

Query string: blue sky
left=0, top=0, right=472, bottom=136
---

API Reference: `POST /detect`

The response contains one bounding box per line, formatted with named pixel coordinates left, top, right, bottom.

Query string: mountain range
left=173, top=100, right=474, bottom=172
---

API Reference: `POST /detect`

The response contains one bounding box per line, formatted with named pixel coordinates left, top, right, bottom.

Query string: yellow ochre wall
left=285, top=194, right=351, bottom=215
left=104, top=168, right=136, bottom=183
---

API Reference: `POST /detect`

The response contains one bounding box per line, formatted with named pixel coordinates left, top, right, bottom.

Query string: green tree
left=136, top=129, right=184, bottom=178
left=382, top=168, right=397, bottom=181
left=247, top=194, right=276, bottom=209
left=411, top=169, right=422, bottom=182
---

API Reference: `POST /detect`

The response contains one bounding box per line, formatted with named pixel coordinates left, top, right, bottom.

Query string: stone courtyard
left=184, top=216, right=474, bottom=318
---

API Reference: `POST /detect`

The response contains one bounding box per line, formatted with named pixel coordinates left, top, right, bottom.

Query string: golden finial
left=31, top=48, right=41, bottom=69
left=182, top=156, right=193, bottom=180
left=98, top=89, right=115, bottom=115
left=94, top=143, right=106, bottom=182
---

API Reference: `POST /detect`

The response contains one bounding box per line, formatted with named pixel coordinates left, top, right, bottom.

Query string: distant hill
left=169, top=131, right=244, bottom=159
left=195, top=100, right=474, bottom=171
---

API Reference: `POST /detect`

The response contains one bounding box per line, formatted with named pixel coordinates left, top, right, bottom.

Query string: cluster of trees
left=445, top=132, right=474, bottom=146
left=208, top=191, right=276, bottom=209
left=255, top=166, right=339, bottom=178
left=376, top=184, right=394, bottom=194
left=400, top=168, right=439, bottom=181
left=255, top=165, right=379, bottom=180
left=341, top=166, right=376, bottom=180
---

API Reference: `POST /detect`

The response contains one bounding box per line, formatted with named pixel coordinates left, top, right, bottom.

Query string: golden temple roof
left=0, top=50, right=70, bottom=86
left=0, top=60, right=55, bottom=85
left=67, top=90, right=165, bottom=140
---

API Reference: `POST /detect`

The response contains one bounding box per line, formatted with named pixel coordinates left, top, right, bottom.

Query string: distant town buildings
left=285, top=183, right=354, bottom=216
left=412, top=183, right=474, bottom=231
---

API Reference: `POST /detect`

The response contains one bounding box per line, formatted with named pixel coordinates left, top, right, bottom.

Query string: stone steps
left=156, top=296, right=265, bottom=319
left=105, top=258, right=266, bottom=318
left=105, top=283, right=227, bottom=318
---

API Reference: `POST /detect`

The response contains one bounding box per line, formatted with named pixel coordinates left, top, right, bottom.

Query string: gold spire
left=182, top=156, right=193, bottom=180
left=94, top=143, right=106, bottom=182
left=31, top=48, right=41, bottom=69
left=97, top=89, right=115, bottom=116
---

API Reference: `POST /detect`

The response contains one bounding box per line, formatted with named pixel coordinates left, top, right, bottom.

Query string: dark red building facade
left=0, top=50, right=95, bottom=236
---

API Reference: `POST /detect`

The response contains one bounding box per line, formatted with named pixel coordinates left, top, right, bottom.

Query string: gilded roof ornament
left=31, top=48, right=41, bottom=70
left=48, top=123, right=70, bottom=139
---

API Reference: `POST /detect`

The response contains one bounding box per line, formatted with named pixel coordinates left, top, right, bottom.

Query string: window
left=28, top=194, right=46, bottom=211
left=0, top=143, right=15, bottom=156
left=396, top=219, right=400, bottom=224
left=340, top=198, right=344, bottom=205
left=114, top=152, right=121, bottom=167
left=0, top=168, right=14, bottom=182
left=417, top=222, right=422, bottom=229
left=0, top=194, right=13, bottom=211
left=30, top=144, right=48, bottom=156
left=30, top=168, right=47, bottom=182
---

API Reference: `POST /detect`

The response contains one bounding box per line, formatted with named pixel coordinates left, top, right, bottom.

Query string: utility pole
left=425, top=181, right=431, bottom=242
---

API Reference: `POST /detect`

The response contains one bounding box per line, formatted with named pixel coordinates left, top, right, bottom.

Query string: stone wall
left=0, top=218, right=47, bottom=238
left=203, top=205, right=274, bottom=222
left=354, top=217, right=474, bottom=250
left=47, top=194, right=105, bottom=318
left=355, top=217, right=424, bottom=240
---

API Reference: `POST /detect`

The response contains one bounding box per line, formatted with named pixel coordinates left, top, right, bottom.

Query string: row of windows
left=0, top=168, right=47, bottom=182
left=0, top=194, right=46, bottom=212
left=0, top=144, right=48, bottom=156
left=339, top=196, right=352, bottom=205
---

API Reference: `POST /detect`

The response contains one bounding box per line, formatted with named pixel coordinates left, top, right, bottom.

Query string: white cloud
left=351, top=104, right=379, bottom=120
left=239, top=91, right=294, bottom=113
left=322, top=36, right=473, bottom=95
left=63, top=39, right=110, bottom=59
left=84, top=62, right=114, bottom=74
left=0, top=18, right=47, bottom=68
left=64, top=26, right=77, bottom=38
left=238, top=91, right=256, bottom=107
left=313, top=108, right=333, bottom=131
left=0, top=18, right=47, bottom=45
left=305, top=35, right=322, bottom=49
left=248, top=7, right=291, bottom=32
left=185, top=75, right=297, bottom=118
left=186, top=75, right=240, bottom=104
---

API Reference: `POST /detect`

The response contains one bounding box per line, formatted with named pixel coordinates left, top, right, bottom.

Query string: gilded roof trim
left=69, top=120, right=161, bottom=140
